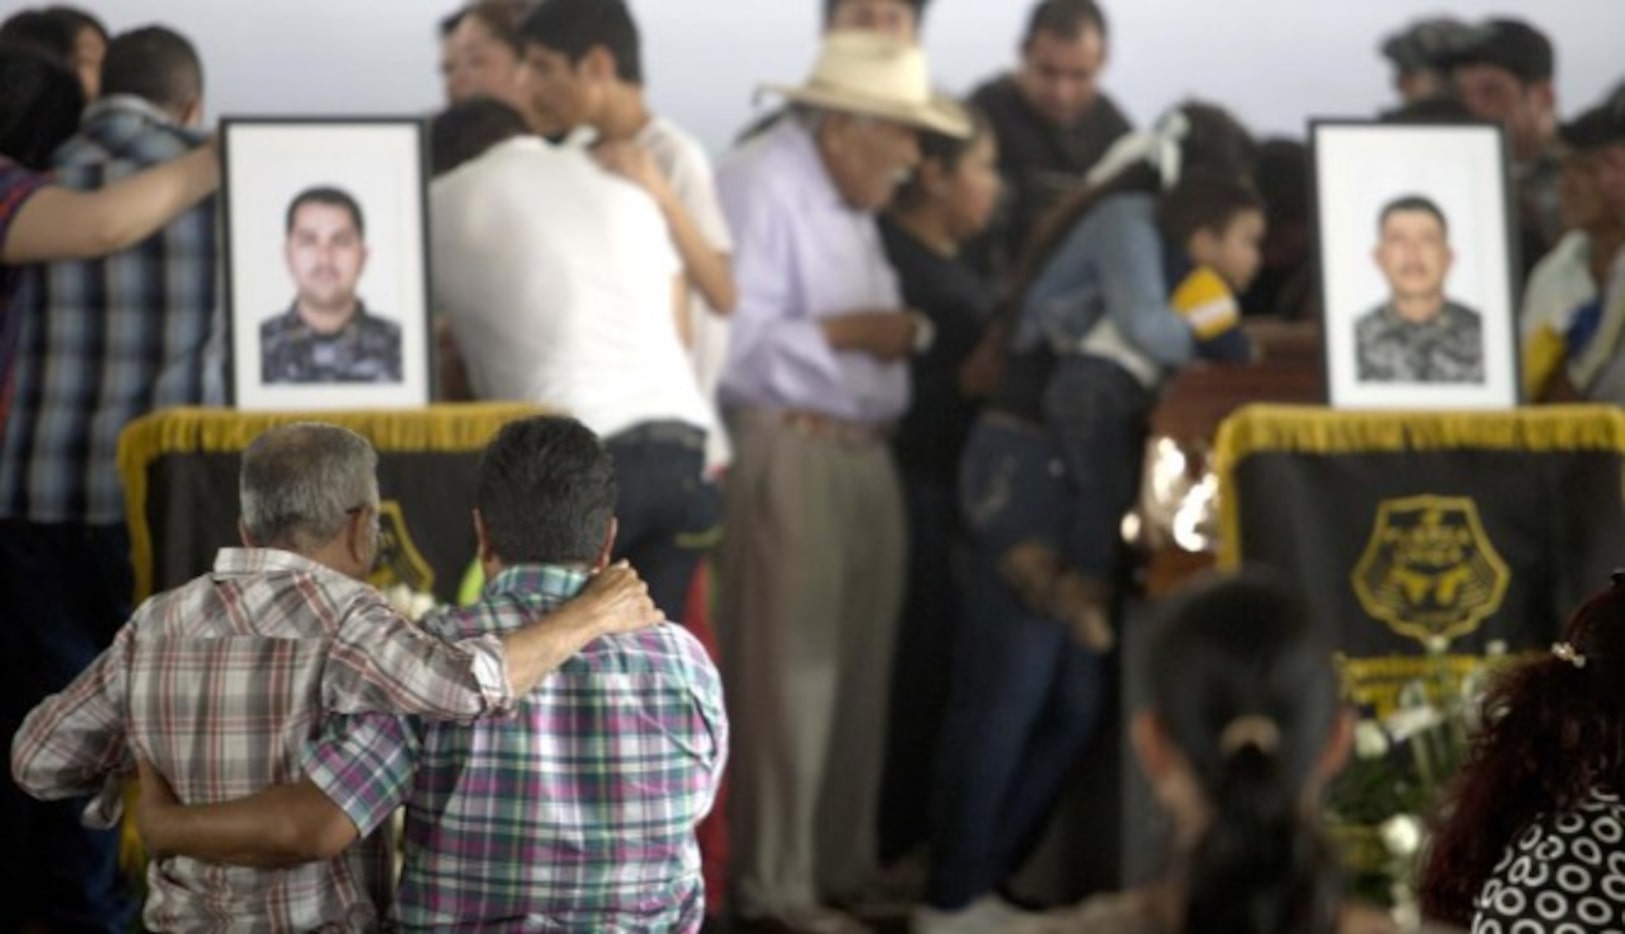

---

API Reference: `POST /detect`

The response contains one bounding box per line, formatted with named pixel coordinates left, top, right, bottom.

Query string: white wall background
left=67, top=0, right=1625, bottom=155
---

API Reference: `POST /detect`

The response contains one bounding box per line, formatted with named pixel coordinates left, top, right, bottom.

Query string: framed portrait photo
left=1311, top=121, right=1521, bottom=410
left=222, top=118, right=433, bottom=411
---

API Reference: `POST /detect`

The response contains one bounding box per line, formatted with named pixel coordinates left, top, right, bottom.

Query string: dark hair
left=1381, top=92, right=1476, bottom=125
left=461, top=0, right=536, bottom=55
left=1023, top=0, right=1108, bottom=45
left=285, top=187, right=366, bottom=239
left=891, top=102, right=992, bottom=211
left=1378, top=194, right=1448, bottom=237
left=475, top=416, right=618, bottom=566
left=1253, top=138, right=1308, bottom=227
left=0, top=43, right=84, bottom=169
left=820, top=0, right=930, bottom=28
left=1419, top=579, right=1625, bottom=926
left=1149, top=571, right=1343, bottom=934
left=0, top=10, right=75, bottom=64
left=521, top=0, right=642, bottom=85
left=431, top=96, right=530, bottom=176
left=1007, top=101, right=1255, bottom=317
left=101, top=26, right=203, bottom=114
left=1157, top=171, right=1265, bottom=253
left=438, top=7, right=467, bottom=38
left=45, top=6, right=107, bottom=44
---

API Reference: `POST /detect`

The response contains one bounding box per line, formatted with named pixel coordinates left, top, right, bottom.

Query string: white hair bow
left=1083, top=107, right=1191, bottom=191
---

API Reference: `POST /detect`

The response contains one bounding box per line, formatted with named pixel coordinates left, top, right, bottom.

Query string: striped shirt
left=307, top=564, right=728, bottom=932
left=0, top=95, right=225, bottom=523
left=9, top=548, right=515, bottom=933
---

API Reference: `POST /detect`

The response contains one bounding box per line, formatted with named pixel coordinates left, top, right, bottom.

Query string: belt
left=981, top=409, right=1047, bottom=436
left=779, top=410, right=893, bottom=445
left=608, top=420, right=707, bottom=451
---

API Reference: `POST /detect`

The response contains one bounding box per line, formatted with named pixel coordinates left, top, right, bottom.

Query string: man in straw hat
left=715, top=30, right=970, bottom=934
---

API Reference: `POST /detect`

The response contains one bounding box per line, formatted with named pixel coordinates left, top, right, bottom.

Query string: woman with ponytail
left=1419, top=575, right=1625, bottom=930
left=1023, top=571, right=1444, bottom=934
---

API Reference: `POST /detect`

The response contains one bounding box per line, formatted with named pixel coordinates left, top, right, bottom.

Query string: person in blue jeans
left=920, top=102, right=1258, bottom=932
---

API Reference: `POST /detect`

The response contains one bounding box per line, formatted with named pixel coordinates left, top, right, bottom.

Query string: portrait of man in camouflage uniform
left=1354, top=194, right=1485, bottom=384
left=259, top=186, right=403, bottom=384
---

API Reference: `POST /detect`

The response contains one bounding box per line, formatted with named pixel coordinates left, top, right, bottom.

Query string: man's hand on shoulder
left=501, top=562, right=662, bottom=696
left=592, top=139, right=674, bottom=209
left=576, top=561, right=663, bottom=637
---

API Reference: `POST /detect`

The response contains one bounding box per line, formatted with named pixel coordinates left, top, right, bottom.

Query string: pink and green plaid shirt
left=305, top=564, right=728, bottom=933
left=9, top=547, right=514, bottom=933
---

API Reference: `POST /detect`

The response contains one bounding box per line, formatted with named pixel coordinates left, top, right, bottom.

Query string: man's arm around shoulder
left=329, top=562, right=660, bottom=722
left=498, top=561, right=661, bottom=695
left=134, top=760, right=356, bottom=868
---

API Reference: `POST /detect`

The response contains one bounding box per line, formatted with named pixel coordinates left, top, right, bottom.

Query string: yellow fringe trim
left=117, top=404, right=549, bottom=600
left=1214, top=404, right=1625, bottom=568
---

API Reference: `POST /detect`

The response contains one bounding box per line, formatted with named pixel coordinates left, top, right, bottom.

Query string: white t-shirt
left=430, top=136, right=712, bottom=441
left=635, top=115, right=735, bottom=471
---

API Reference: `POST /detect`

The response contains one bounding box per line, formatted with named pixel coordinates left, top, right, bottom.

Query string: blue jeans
left=0, top=521, right=137, bottom=934
left=1042, top=355, right=1153, bottom=578
left=926, top=418, right=1106, bottom=909
left=606, top=422, right=721, bottom=621
left=957, top=415, right=1069, bottom=561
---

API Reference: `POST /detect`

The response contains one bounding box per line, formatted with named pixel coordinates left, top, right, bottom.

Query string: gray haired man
left=12, top=422, right=660, bottom=931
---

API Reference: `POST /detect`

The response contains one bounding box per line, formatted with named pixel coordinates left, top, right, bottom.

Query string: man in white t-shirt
left=427, top=98, right=718, bottom=624
left=517, top=0, right=735, bottom=468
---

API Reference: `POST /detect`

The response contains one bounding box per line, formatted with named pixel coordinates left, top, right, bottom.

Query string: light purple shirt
left=716, top=119, right=908, bottom=423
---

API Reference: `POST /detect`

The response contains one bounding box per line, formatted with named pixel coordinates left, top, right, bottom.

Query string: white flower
left=407, top=592, right=437, bottom=621
left=1397, top=679, right=1430, bottom=710
left=1385, top=704, right=1445, bottom=742
left=384, top=584, right=413, bottom=615
left=1425, top=635, right=1450, bottom=655
left=1486, top=640, right=1508, bottom=658
left=1380, top=814, right=1424, bottom=858
left=1354, top=720, right=1391, bottom=759
left=384, top=583, right=438, bottom=622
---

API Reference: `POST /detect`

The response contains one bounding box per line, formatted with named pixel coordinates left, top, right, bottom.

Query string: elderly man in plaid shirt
left=10, top=421, right=661, bottom=932
left=129, top=416, right=728, bottom=932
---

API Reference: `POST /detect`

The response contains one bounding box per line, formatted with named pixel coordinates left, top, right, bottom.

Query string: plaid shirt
left=0, top=95, right=225, bottom=523
left=307, top=565, right=728, bottom=933
left=0, top=159, right=50, bottom=394
left=9, top=548, right=515, bottom=933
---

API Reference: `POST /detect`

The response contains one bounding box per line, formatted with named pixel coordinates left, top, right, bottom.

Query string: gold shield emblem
left=367, top=499, right=436, bottom=595
left=1351, top=495, right=1509, bottom=645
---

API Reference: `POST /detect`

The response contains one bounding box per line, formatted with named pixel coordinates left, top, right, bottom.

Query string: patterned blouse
left=1473, top=788, right=1625, bottom=932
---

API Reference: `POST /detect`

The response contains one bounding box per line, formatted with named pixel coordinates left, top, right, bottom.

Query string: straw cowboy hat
left=759, top=30, right=972, bottom=138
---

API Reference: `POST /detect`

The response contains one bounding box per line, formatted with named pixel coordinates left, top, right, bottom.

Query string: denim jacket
left=1012, top=192, right=1196, bottom=380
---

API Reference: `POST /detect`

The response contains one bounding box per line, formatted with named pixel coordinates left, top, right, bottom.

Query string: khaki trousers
left=719, top=410, right=907, bottom=918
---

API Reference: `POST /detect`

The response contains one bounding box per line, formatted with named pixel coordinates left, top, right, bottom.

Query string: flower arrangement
left=383, top=583, right=439, bottom=622
left=1323, top=637, right=1507, bottom=923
